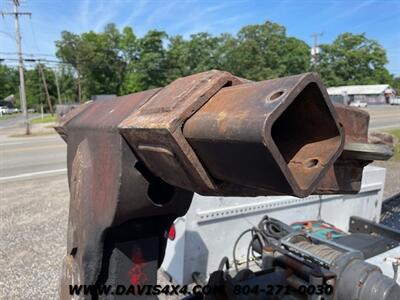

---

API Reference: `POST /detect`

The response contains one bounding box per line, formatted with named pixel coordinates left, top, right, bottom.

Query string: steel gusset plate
left=314, top=104, right=393, bottom=194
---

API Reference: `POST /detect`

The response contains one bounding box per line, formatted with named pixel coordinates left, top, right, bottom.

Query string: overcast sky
left=1, top=0, right=399, bottom=75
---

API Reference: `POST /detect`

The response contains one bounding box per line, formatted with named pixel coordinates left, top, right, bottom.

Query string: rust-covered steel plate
left=120, top=70, right=244, bottom=194
left=183, top=73, right=344, bottom=197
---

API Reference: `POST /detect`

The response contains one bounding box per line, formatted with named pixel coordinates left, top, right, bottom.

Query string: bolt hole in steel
left=134, top=161, right=175, bottom=206
left=70, top=247, right=77, bottom=257
left=306, top=159, right=319, bottom=168
left=269, top=90, right=285, bottom=101
left=271, top=82, right=341, bottom=191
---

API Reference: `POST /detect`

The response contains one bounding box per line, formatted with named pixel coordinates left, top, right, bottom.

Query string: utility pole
left=54, top=69, right=62, bottom=104
left=77, top=68, right=82, bottom=103
left=1, top=1, right=31, bottom=134
left=311, top=32, right=323, bottom=71
left=37, top=62, right=54, bottom=116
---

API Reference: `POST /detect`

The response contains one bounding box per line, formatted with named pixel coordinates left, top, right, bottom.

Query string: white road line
left=0, top=136, right=61, bottom=145
left=0, top=140, right=59, bottom=147
left=0, top=168, right=67, bottom=182
left=0, top=142, right=24, bottom=146
left=370, top=124, right=400, bottom=130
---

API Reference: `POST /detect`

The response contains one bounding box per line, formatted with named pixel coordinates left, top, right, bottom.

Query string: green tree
left=56, top=23, right=126, bottom=100
left=0, top=64, right=19, bottom=100
left=165, top=33, right=222, bottom=82
left=122, top=30, right=168, bottom=93
left=220, top=21, right=310, bottom=80
left=53, top=21, right=393, bottom=97
left=319, top=33, right=392, bottom=86
left=57, top=65, right=78, bottom=103
left=119, top=26, right=139, bottom=64
left=281, top=37, right=311, bottom=75
left=0, top=62, right=76, bottom=111
left=214, top=33, right=237, bottom=72
left=165, top=35, right=188, bottom=81
left=24, top=64, right=60, bottom=112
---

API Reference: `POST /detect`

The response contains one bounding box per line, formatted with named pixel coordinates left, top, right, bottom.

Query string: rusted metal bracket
left=55, top=89, right=194, bottom=299
left=120, top=70, right=244, bottom=195
left=315, top=104, right=393, bottom=194
left=342, top=143, right=393, bottom=161
left=56, top=70, right=392, bottom=299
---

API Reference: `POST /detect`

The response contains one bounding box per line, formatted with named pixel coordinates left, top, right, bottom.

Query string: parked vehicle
left=390, top=97, right=400, bottom=105
left=0, top=106, right=8, bottom=116
left=349, top=100, right=368, bottom=108
left=0, top=106, right=19, bottom=115
left=4, top=107, right=19, bottom=114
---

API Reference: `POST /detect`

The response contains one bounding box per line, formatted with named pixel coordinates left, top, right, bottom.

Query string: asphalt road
left=0, top=134, right=66, bottom=182
left=364, top=105, right=400, bottom=130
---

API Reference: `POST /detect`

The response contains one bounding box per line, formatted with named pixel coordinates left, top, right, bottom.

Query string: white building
left=327, top=84, right=396, bottom=105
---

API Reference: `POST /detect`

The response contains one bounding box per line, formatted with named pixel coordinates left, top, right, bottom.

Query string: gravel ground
left=0, top=175, right=176, bottom=299
left=0, top=161, right=398, bottom=299
left=372, top=160, right=400, bottom=199
left=0, top=175, right=69, bottom=299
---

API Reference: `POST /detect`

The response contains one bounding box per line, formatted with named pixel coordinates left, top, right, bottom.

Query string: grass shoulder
left=386, top=129, right=400, bottom=161
left=31, top=115, right=58, bottom=124
left=0, top=114, right=19, bottom=121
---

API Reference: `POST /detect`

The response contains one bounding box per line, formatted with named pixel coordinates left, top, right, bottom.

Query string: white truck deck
left=161, top=166, right=387, bottom=284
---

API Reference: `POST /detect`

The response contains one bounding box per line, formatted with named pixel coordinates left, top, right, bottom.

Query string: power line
left=0, top=51, right=57, bottom=57
left=0, top=29, right=14, bottom=39
left=1, top=61, right=70, bottom=74
left=1, top=56, right=70, bottom=65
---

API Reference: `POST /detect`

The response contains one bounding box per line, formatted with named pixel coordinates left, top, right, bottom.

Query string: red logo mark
left=128, top=248, right=148, bottom=285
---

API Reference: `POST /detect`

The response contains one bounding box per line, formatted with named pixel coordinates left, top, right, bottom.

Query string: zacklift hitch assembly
left=55, top=70, right=391, bottom=299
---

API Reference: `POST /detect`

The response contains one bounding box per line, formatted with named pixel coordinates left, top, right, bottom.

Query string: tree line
left=1, top=21, right=398, bottom=112
left=0, top=63, right=76, bottom=111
